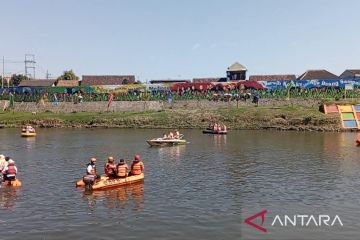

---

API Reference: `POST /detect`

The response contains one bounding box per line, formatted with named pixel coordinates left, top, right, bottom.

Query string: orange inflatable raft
left=2, top=179, right=22, bottom=187
left=76, top=173, right=144, bottom=190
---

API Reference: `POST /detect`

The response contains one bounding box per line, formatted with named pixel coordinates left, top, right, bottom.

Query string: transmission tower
left=25, top=54, right=36, bottom=79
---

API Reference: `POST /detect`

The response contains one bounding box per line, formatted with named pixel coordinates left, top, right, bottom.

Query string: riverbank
left=0, top=104, right=340, bottom=131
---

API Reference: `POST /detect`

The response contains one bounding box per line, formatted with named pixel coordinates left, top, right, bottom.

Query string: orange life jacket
left=6, top=163, right=17, bottom=175
left=131, top=161, right=144, bottom=175
left=116, top=163, right=128, bottom=177
left=105, top=163, right=116, bottom=176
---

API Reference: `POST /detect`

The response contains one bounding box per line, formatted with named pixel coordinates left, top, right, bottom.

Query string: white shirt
left=87, top=164, right=95, bottom=175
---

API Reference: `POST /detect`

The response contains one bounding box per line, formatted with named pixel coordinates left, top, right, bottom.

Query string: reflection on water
left=213, top=134, right=227, bottom=148
left=157, top=145, right=186, bottom=162
left=24, top=137, right=36, bottom=150
left=0, top=187, right=20, bottom=209
left=81, top=182, right=144, bottom=212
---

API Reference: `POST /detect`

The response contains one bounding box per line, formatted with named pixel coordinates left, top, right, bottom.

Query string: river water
left=0, top=128, right=360, bottom=240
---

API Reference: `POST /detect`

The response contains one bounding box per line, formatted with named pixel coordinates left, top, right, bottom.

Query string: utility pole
left=2, top=56, right=4, bottom=88
left=25, top=54, right=36, bottom=79
left=46, top=70, right=51, bottom=79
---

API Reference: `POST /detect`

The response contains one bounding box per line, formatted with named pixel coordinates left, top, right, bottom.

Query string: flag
left=107, top=93, right=114, bottom=109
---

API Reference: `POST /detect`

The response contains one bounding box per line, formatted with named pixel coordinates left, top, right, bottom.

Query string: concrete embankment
left=1, top=99, right=321, bottom=113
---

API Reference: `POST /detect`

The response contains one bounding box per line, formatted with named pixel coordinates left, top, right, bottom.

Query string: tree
left=11, top=74, right=29, bottom=86
left=57, top=70, right=79, bottom=80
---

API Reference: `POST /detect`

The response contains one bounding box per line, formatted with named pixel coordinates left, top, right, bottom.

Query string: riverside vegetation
left=0, top=104, right=340, bottom=131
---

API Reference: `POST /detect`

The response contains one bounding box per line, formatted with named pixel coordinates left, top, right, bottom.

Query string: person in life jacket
left=2, top=159, right=17, bottom=181
left=0, top=154, right=6, bottom=173
left=116, top=159, right=129, bottom=178
left=104, top=156, right=117, bottom=178
left=130, top=154, right=144, bottom=176
left=83, top=157, right=99, bottom=185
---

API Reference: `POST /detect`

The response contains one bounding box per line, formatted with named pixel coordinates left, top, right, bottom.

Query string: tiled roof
left=339, top=69, right=360, bottom=78
left=249, top=75, right=296, bottom=81
left=192, top=78, right=221, bottom=83
left=150, top=79, right=190, bottom=84
left=56, top=80, right=79, bottom=87
left=227, top=62, right=247, bottom=71
left=297, top=70, right=339, bottom=80
left=18, top=79, right=56, bottom=87
left=81, top=75, right=135, bottom=86
left=345, top=69, right=360, bottom=74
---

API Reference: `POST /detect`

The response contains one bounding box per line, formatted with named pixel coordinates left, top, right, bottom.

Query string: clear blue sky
left=1, top=0, right=359, bottom=81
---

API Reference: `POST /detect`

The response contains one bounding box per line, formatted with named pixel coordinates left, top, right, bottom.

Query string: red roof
left=170, top=82, right=213, bottom=91
left=240, top=81, right=266, bottom=90
left=249, top=74, right=296, bottom=81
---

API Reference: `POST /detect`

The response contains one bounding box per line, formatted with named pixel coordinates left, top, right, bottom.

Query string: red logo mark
left=244, top=209, right=268, bottom=232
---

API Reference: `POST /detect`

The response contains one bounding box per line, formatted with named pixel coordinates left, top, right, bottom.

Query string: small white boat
left=146, top=138, right=187, bottom=147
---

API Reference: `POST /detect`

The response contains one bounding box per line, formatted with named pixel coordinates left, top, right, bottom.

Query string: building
left=81, top=75, right=135, bottom=86
left=18, top=79, right=56, bottom=87
left=55, top=80, right=79, bottom=87
left=297, top=70, right=339, bottom=80
left=149, top=79, right=190, bottom=84
left=192, top=77, right=222, bottom=83
left=226, top=62, right=247, bottom=81
left=339, top=69, right=360, bottom=79
left=249, top=74, right=296, bottom=81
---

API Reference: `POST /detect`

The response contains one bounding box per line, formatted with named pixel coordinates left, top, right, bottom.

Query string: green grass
left=0, top=104, right=340, bottom=131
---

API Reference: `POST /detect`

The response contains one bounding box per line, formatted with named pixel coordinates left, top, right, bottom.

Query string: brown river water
left=1, top=128, right=360, bottom=240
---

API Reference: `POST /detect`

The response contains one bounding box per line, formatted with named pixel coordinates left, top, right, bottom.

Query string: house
left=249, top=75, right=296, bottom=81
left=18, top=79, right=56, bottom=87
left=339, top=69, right=360, bottom=79
left=81, top=75, right=135, bottom=86
left=192, top=78, right=222, bottom=83
left=149, top=79, right=190, bottom=84
left=297, top=70, right=339, bottom=80
left=226, top=62, right=247, bottom=81
left=55, top=80, right=79, bottom=87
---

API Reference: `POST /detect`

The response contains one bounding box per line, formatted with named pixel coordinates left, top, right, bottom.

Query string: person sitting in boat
left=174, top=130, right=181, bottom=139
left=162, top=133, right=168, bottom=139
left=83, top=157, right=100, bottom=185
left=213, top=123, right=219, bottom=132
left=116, top=159, right=129, bottom=178
left=86, top=157, right=99, bottom=178
left=130, top=155, right=144, bottom=176
left=104, top=156, right=117, bottom=178
left=168, top=131, right=174, bottom=139
left=223, top=124, right=227, bottom=132
left=23, top=125, right=35, bottom=133
left=0, top=154, right=5, bottom=173
left=2, top=159, right=17, bottom=181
